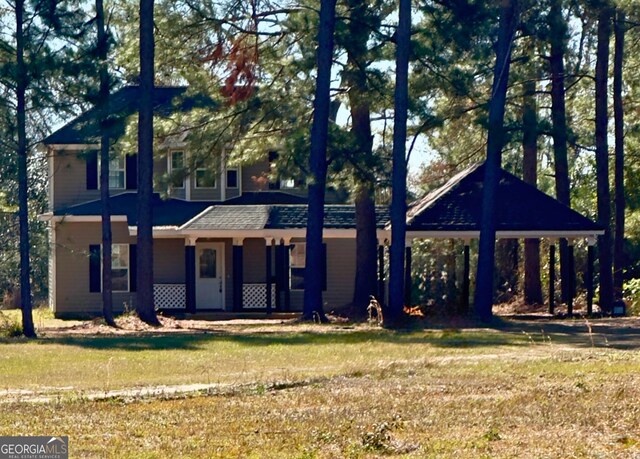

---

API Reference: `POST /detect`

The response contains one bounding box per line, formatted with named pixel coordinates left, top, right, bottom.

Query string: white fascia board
left=47, top=144, right=100, bottom=150
left=128, top=226, right=181, bottom=237
left=406, top=230, right=604, bottom=239
left=42, top=215, right=128, bottom=223
left=495, top=230, right=605, bottom=238
left=177, top=228, right=361, bottom=239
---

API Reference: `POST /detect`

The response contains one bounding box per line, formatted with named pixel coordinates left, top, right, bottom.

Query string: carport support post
left=404, top=239, right=413, bottom=306
left=549, top=239, right=556, bottom=315
left=185, top=237, right=196, bottom=314
left=266, top=237, right=273, bottom=315
left=586, top=237, right=596, bottom=316
left=461, top=240, right=471, bottom=315
left=232, top=238, right=244, bottom=312
left=567, top=238, right=575, bottom=317
left=378, top=240, right=386, bottom=304
left=284, top=238, right=291, bottom=311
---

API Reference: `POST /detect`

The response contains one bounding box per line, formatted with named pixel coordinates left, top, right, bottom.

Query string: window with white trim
left=169, top=151, right=185, bottom=189
left=109, top=157, right=126, bottom=189
left=226, top=168, right=239, bottom=188
left=97, top=156, right=126, bottom=189
left=107, top=244, right=130, bottom=292
left=196, top=167, right=217, bottom=188
left=290, top=243, right=305, bottom=290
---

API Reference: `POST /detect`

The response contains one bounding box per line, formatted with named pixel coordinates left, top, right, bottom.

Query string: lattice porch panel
left=243, top=283, right=277, bottom=309
left=154, top=284, right=186, bottom=310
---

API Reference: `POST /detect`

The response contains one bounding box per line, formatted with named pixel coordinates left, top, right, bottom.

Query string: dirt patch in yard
left=37, top=313, right=353, bottom=338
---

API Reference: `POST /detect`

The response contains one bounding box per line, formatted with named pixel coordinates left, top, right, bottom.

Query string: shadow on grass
left=37, top=327, right=525, bottom=352
left=22, top=316, right=640, bottom=351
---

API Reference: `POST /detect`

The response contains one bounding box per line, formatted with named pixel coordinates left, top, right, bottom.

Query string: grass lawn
left=1, top=317, right=640, bottom=457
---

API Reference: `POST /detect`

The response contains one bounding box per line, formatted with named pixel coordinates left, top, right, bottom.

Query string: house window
left=169, top=151, right=185, bottom=189
left=108, top=244, right=130, bottom=292
left=290, top=243, right=306, bottom=290
left=97, top=156, right=126, bottom=189
left=196, top=168, right=217, bottom=188
left=226, top=168, right=238, bottom=188
left=267, top=150, right=298, bottom=190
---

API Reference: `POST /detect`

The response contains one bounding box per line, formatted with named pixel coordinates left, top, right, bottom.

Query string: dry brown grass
left=2, top=318, right=640, bottom=457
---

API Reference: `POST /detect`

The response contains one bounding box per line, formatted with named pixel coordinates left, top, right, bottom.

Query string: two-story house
left=40, top=86, right=393, bottom=316
left=40, top=86, right=604, bottom=317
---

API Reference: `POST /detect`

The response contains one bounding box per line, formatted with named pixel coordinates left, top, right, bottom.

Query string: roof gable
left=405, top=162, right=602, bottom=233
left=44, top=86, right=213, bottom=145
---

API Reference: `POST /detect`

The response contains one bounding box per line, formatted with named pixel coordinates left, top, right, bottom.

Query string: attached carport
left=397, top=162, right=604, bottom=315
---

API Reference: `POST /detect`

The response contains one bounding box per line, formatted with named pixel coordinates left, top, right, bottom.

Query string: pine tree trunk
left=97, top=0, right=116, bottom=327
left=474, top=0, right=518, bottom=321
left=595, top=4, right=614, bottom=313
left=352, top=184, right=378, bottom=316
left=16, top=0, right=36, bottom=338
left=136, top=0, right=160, bottom=325
left=387, top=0, right=411, bottom=326
left=302, top=0, right=336, bottom=322
left=548, top=0, right=574, bottom=305
left=522, top=78, right=543, bottom=304
left=613, top=9, right=625, bottom=298
left=344, top=0, right=378, bottom=317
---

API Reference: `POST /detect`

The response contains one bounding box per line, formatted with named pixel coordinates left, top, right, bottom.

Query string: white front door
left=196, top=243, right=224, bottom=309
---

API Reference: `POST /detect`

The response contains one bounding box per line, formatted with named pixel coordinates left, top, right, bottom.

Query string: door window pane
left=199, top=249, right=217, bottom=278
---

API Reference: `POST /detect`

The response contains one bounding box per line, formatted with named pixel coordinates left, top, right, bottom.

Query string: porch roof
left=53, top=193, right=212, bottom=226
left=181, top=204, right=391, bottom=230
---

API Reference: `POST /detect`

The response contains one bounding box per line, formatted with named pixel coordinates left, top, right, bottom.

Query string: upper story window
left=267, top=150, right=299, bottom=190
left=196, top=167, right=217, bottom=188
left=169, top=151, right=185, bottom=189
left=226, top=168, right=238, bottom=189
left=97, top=156, right=126, bottom=189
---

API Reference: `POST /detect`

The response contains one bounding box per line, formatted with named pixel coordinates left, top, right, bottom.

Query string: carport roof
left=402, top=162, right=603, bottom=237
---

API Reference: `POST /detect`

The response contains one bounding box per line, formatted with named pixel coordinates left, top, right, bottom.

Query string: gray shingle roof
left=267, top=205, right=390, bottom=229
left=180, top=205, right=390, bottom=230
left=185, top=205, right=271, bottom=230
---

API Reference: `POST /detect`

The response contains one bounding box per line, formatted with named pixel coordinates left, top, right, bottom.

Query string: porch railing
left=242, top=283, right=277, bottom=309
left=153, top=283, right=186, bottom=310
